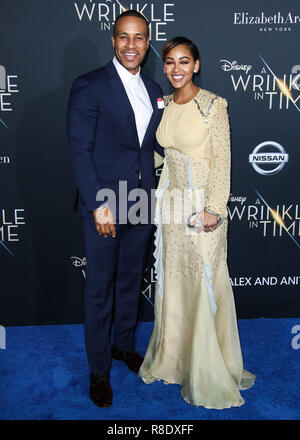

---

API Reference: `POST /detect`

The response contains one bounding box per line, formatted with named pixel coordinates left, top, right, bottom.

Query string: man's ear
left=111, top=35, right=115, bottom=48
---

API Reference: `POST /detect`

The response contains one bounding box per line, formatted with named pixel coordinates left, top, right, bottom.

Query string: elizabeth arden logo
left=233, top=11, right=300, bottom=32
left=0, top=155, right=10, bottom=165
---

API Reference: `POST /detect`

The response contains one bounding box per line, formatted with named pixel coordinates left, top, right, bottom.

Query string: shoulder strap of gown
left=163, top=94, right=173, bottom=107
left=193, top=90, right=219, bottom=124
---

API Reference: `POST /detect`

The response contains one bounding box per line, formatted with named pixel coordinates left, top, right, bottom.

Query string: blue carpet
left=0, top=318, right=299, bottom=420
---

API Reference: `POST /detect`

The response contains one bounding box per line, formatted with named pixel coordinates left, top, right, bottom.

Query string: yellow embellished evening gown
left=139, top=88, right=255, bottom=409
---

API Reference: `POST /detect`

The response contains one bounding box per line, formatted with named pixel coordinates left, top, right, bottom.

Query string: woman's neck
left=173, top=84, right=200, bottom=104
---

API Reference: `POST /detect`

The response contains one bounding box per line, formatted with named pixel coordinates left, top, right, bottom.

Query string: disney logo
left=220, top=60, right=252, bottom=74
left=71, top=256, right=87, bottom=268
left=229, top=195, right=247, bottom=205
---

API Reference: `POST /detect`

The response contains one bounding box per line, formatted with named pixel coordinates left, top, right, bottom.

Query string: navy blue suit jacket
left=67, top=61, right=164, bottom=218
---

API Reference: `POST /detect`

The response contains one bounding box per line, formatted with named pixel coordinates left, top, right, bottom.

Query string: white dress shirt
left=113, top=56, right=153, bottom=147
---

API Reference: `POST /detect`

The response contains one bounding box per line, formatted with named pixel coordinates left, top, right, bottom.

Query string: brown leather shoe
left=112, top=347, right=144, bottom=374
left=89, top=373, right=112, bottom=408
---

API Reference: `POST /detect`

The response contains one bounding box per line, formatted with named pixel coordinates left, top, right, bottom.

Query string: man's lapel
left=106, top=61, right=140, bottom=146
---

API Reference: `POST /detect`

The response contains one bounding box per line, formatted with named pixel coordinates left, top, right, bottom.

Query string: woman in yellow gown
left=138, top=37, right=255, bottom=409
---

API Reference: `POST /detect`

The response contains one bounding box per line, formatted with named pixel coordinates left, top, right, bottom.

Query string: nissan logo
left=249, top=141, right=288, bottom=175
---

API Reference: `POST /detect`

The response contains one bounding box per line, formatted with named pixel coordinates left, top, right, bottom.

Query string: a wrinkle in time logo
left=0, top=209, right=25, bottom=257
left=0, top=65, right=19, bottom=129
left=74, top=0, right=175, bottom=41
left=219, top=57, right=300, bottom=112
left=228, top=192, right=300, bottom=248
left=141, top=267, right=156, bottom=307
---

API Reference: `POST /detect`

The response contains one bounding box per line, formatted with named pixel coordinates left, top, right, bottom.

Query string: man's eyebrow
left=118, top=31, right=146, bottom=36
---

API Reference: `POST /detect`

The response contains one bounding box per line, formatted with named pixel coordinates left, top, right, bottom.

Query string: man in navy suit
left=68, top=10, right=164, bottom=407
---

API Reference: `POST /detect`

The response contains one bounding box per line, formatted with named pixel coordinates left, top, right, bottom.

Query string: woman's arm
left=205, top=97, right=231, bottom=220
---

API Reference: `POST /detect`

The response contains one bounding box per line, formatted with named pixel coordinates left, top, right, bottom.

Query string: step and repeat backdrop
left=1, top=0, right=300, bottom=325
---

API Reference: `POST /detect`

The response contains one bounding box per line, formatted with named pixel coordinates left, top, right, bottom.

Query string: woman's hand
left=190, top=209, right=218, bottom=233
left=203, top=209, right=218, bottom=233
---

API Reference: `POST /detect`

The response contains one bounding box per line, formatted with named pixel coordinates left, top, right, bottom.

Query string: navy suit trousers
left=81, top=213, right=153, bottom=374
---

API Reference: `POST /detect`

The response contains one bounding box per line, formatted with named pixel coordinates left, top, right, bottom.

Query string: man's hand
left=93, top=206, right=116, bottom=238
